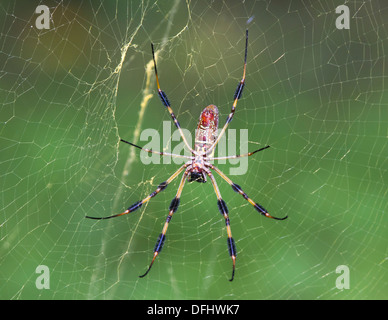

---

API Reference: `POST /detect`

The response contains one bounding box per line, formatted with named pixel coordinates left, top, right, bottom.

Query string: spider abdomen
left=186, top=104, right=220, bottom=184
left=195, top=105, right=219, bottom=158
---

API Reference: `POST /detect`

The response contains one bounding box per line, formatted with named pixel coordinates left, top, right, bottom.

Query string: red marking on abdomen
left=195, top=105, right=219, bottom=153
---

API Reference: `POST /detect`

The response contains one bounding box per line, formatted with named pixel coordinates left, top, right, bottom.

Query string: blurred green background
left=0, top=0, right=387, bottom=299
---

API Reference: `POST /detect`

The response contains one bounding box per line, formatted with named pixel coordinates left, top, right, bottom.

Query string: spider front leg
left=139, top=167, right=190, bottom=278
left=151, top=43, right=195, bottom=155
left=206, top=29, right=248, bottom=156
left=205, top=168, right=237, bottom=281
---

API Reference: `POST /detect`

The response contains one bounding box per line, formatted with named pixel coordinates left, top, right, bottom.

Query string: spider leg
left=120, top=138, right=194, bottom=160
left=208, top=145, right=270, bottom=161
left=139, top=167, right=190, bottom=278
left=205, top=168, right=236, bottom=281
left=151, top=43, right=196, bottom=155
left=209, top=164, right=288, bottom=220
left=85, top=163, right=189, bottom=220
left=206, top=29, right=248, bottom=156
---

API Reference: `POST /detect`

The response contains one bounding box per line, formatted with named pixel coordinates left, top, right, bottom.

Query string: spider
left=86, top=30, right=287, bottom=281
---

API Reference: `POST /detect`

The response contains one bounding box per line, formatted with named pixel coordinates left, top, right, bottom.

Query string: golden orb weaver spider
left=86, top=30, right=287, bottom=281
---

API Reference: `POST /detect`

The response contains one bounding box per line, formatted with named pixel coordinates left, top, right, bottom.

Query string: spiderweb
left=1, top=0, right=387, bottom=300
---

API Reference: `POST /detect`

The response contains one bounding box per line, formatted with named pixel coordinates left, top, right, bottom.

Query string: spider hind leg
left=139, top=169, right=189, bottom=278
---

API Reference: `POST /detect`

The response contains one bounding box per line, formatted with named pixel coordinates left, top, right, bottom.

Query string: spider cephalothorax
left=86, top=30, right=287, bottom=281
